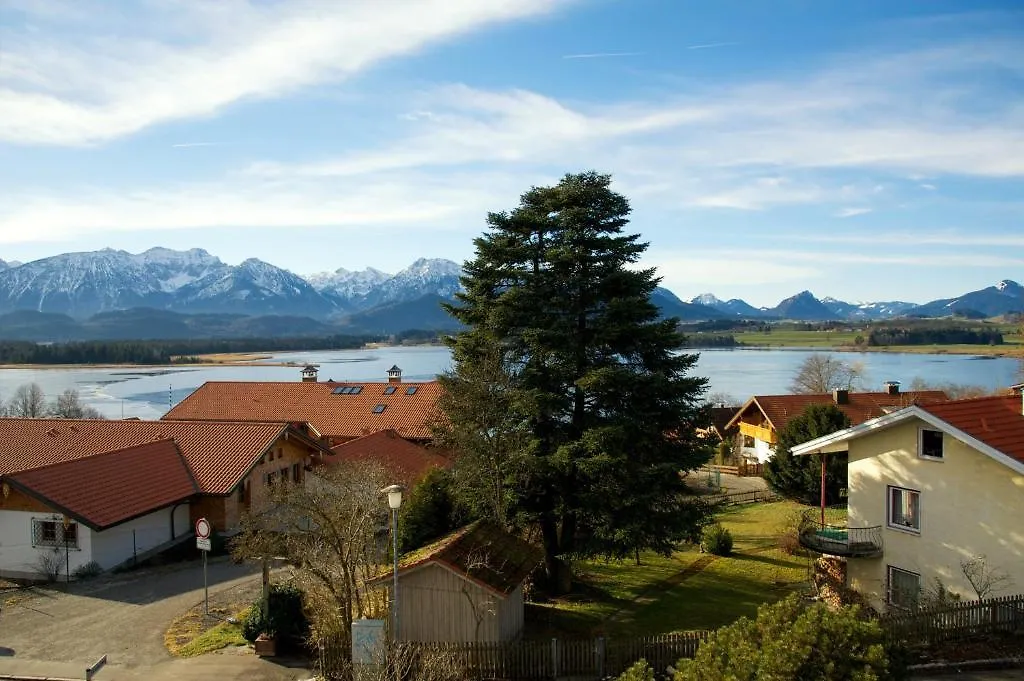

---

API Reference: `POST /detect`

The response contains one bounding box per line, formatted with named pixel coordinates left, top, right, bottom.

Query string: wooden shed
left=370, top=520, right=542, bottom=643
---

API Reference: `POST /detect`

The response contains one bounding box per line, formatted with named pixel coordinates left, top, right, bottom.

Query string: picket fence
left=319, top=632, right=708, bottom=680
left=880, top=593, right=1024, bottom=646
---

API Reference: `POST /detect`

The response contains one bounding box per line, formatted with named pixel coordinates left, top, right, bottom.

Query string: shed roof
left=328, top=429, right=450, bottom=485
left=7, top=438, right=198, bottom=530
left=370, top=520, right=542, bottom=597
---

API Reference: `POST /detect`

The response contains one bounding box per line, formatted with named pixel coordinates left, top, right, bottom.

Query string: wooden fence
left=319, top=632, right=709, bottom=680
left=880, top=593, right=1024, bottom=646
left=701, top=463, right=764, bottom=477
left=706, top=489, right=780, bottom=506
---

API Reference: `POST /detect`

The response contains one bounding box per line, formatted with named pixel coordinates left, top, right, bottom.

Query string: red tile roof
left=164, top=380, right=443, bottom=441
left=328, top=429, right=451, bottom=485
left=7, top=439, right=197, bottom=530
left=0, top=418, right=304, bottom=494
left=370, top=520, right=542, bottom=597
left=921, top=394, right=1024, bottom=464
left=729, top=390, right=949, bottom=433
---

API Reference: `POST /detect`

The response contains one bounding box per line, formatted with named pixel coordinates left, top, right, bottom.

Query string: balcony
left=799, top=515, right=883, bottom=558
left=738, top=421, right=776, bottom=444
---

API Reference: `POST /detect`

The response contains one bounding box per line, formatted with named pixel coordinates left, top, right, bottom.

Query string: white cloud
left=686, top=42, right=737, bottom=50
left=919, top=183, right=937, bottom=190
left=835, top=207, right=873, bottom=218
left=0, top=0, right=573, bottom=145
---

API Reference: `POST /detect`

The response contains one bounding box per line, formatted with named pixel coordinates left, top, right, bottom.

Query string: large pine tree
left=440, top=171, right=712, bottom=592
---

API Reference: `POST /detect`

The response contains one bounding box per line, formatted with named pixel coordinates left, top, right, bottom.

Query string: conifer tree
left=440, top=171, right=712, bottom=592
left=765, top=404, right=851, bottom=505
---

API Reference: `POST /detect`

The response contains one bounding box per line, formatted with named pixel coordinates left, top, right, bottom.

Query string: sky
left=0, top=1, right=1022, bottom=307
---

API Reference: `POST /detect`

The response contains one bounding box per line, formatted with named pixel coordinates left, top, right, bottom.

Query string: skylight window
left=350, top=386, right=362, bottom=395
left=384, top=386, right=396, bottom=395
left=406, top=386, right=418, bottom=395
left=331, top=387, right=346, bottom=395
left=332, top=386, right=365, bottom=395
left=373, top=404, right=387, bottom=414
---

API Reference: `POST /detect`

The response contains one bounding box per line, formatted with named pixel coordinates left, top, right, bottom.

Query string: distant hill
left=911, top=280, right=1024, bottom=318
left=770, top=291, right=837, bottom=321
left=653, top=288, right=726, bottom=321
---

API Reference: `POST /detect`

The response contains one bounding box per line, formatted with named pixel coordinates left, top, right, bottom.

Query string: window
left=406, top=386, right=418, bottom=395
left=350, top=386, right=362, bottom=395
left=919, top=428, right=944, bottom=460
left=384, top=386, right=396, bottom=395
left=292, top=463, right=302, bottom=483
left=372, top=404, right=386, bottom=414
left=266, top=471, right=277, bottom=486
left=742, top=434, right=755, bottom=448
left=280, top=467, right=289, bottom=483
left=332, top=386, right=347, bottom=395
left=32, top=518, right=78, bottom=549
left=887, top=486, right=920, bottom=533
left=268, top=449, right=275, bottom=462
left=888, top=566, right=921, bottom=609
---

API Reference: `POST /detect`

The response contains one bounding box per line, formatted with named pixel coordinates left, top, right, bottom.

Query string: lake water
left=0, top=346, right=1019, bottom=420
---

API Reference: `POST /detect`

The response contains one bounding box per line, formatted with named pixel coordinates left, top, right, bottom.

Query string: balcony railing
left=799, top=515, right=883, bottom=558
left=738, top=422, right=776, bottom=444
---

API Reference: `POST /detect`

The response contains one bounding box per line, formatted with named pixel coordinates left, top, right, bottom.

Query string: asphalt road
left=0, top=557, right=313, bottom=680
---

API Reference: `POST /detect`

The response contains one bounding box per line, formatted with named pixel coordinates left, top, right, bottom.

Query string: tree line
left=864, top=326, right=1003, bottom=346
left=0, top=384, right=104, bottom=419
left=0, top=335, right=376, bottom=365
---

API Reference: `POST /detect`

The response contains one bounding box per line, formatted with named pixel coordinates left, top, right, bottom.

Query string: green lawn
left=525, top=501, right=829, bottom=638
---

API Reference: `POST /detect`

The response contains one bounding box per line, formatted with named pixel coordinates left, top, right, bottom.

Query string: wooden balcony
left=799, top=516, right=883, bottom=558
left=738, top=422, right=776, bottom=444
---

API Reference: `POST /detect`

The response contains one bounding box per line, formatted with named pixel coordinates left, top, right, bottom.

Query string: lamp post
left=380, top=484, right=404, bottom=642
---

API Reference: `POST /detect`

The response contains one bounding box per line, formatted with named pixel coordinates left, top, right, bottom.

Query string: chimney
left=833, top=388, right=849, bottom=405
left=301, top=364, right=319, bottom=382
left=387, top=365, right=402, bottom=384
left=884, top=381, right=901, bottom=396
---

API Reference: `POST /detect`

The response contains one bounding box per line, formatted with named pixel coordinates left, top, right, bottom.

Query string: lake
left=0, top=346, right=1019, bottom=420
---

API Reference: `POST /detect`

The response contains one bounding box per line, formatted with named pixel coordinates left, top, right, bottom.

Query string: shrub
left=673, top=594, right=902, bottom=681
left=700, top=523, right=733, bottom=556
left=71, top=560, right=103, bottom=580
left=618, top=659, right=655, bottom=681
left=242, top=582, right=310, bottom=644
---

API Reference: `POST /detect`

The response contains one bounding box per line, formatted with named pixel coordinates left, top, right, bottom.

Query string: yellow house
left=791, top=394, right=1024, bottom=613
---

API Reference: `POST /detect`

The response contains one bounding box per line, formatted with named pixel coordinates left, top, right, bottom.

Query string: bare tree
left=50, top=389, right=104, bottom=419
left=907, top=377, right=996, bottom=400
left=9, top=383, right=48, bottom=417
left=960, top=555, right=1013, bottom=600
left=705, top=392, right=741, bottom=408
left=434, top=346, right=531, bottom=529
left=233, top=460, right=391, bottom=664
left=789, top=354, right=865, bottom=394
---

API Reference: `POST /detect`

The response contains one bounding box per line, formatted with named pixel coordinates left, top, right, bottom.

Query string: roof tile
left=328, top=429, right=450, bottom=485
left=164, top=381, right=442, bottom=441
left=730, top=390, right=949, bottom=432
left=922, top=394, right=1024, bottom=464
left=8, top=439, right=197, bottom=529
left=0, top=418, right=292, bottom=494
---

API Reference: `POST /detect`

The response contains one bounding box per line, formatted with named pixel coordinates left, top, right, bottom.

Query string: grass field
left=525, top=501, right=823, bottom=638
left=734, top=329, right=1024, bottom=358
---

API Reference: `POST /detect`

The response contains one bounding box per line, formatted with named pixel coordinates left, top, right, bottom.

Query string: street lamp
left=380, top=484, right=404, bottom=642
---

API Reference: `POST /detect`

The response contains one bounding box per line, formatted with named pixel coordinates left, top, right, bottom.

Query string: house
left=367, top=520, right=542, bottom=642
left=791, top=393, right=1024, bottom=613
left=163, top=366, right=443, bottom=445
left=0, top=418, right=331, bottom=580
left=327, top=429, right=451, bottom=487
left=725, top=382, right=949, bottom=463
left=697, top=406, right=739, bottom=443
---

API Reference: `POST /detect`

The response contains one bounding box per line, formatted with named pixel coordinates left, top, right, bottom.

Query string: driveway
left=0, top=557, right=312, bottom=680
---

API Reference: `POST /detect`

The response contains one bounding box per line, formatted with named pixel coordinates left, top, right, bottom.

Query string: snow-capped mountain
left=0, top=248, right=467, bottom=320
left=691, top=293, right=766, bottom=318
left=172, top=258, right=337, bottom=318
left=911, top=279, right=1024, bottom=318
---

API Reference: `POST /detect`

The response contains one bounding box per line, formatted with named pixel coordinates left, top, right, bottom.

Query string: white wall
left=0, top=510, right=94, bottom=581
left=91, top=506, right=178, bottom=570
left=172, top=503, right=190, bottom=539
left=753, top=438, right=774, bottom=463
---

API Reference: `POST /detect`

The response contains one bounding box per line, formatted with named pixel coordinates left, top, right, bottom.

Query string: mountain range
left=0, top=248, right=1020, bottom=340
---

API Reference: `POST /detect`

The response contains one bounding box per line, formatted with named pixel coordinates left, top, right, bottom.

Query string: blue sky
left=0, top=0, right=1022, bottom=307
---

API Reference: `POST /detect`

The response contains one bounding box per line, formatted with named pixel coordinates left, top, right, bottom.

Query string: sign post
left=195, top=517, right=212, bottom=615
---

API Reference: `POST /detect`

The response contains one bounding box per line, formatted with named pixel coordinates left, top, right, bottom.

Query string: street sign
left=195, top=517, right=212, bottom=539
left=196, top=536, right=212, bottom=551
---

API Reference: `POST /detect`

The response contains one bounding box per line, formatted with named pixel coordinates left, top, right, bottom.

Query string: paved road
left=0, top=557, right=313, bottom=680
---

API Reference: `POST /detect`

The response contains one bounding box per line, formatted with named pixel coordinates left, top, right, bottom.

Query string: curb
left=0, top=676, right=80, bottom=681
left=909, top=656, right=1024, bottom=677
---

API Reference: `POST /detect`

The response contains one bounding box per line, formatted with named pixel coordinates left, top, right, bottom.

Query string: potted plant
left=254, top=632, right=277, bottom=657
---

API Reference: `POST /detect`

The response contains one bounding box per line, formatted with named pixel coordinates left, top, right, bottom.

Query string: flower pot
left=254, top=633, right=277, bottom=657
